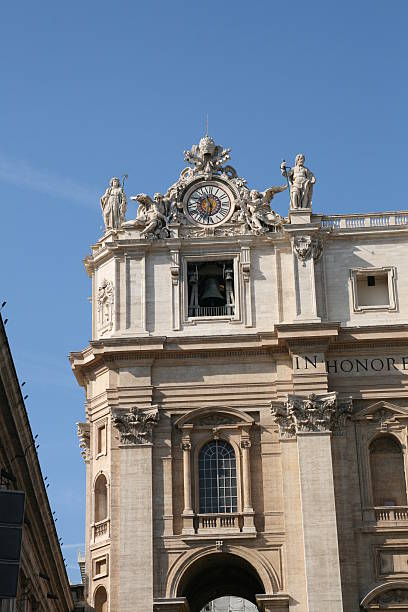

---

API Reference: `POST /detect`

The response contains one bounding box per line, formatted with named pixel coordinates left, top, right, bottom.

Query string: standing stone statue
left=281, top=154, right=316, bottom=210
left=100, top=177, right=127, bottom=231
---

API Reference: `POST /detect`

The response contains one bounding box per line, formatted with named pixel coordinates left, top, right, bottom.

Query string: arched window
left=94, top=586, right=108, bottom=612
left=370, top=435, right=407, bottom=506
left=94, top=474, right=108, bottom=522
left=199, top=440, right=237, bottom=513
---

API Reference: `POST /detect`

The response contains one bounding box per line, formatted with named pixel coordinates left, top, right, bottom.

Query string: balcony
left=363, top=507, right=408, bottom=527
left=92, top=518, right=110, bottom=542
left=375, top=506, right=408, bottom=523
left=194, top=513, right=243, bottom=534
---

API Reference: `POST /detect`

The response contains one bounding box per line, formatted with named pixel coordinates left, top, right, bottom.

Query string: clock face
left=185, top=183, right=233, bottom=226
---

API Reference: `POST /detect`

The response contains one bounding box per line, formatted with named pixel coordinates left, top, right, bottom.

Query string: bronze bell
left=200, top=277, right=224, bottom=305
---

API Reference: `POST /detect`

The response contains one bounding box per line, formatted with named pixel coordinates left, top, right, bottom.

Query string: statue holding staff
left=281, top=154, right=316, bottom=210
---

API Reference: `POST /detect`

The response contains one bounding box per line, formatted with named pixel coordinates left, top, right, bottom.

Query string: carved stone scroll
left=112, top=406, right=159, bottom=445
left=77, top=422, right=91, bottom=461
left=271, top=393, right=352, bottom=437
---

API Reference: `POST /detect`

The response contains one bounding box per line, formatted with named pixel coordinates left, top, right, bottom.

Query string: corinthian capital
left=271, top=393, right=352, bottom=437
left=112, top=406, right=159, bottom=445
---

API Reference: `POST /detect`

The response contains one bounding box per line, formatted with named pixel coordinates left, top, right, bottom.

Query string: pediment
left=175, top=406, right=254, bottom=429
left=354, top=400, right=408, bottom=422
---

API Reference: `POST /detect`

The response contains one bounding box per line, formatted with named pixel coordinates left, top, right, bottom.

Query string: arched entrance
left=177, top=552, right=265, bottom=612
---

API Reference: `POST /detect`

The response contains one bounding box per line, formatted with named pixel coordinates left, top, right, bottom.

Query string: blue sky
left=1, top=0, right=407, bottom=582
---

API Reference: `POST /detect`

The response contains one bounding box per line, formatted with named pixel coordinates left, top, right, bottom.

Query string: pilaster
left=271, top=393, right=352, bottom=612
left=284, top=218, right=322, bottom=323
left=112, top=406, right=159, bottom=612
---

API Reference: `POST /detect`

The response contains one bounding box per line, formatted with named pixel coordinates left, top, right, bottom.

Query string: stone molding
left=271, top=392, right=352, bottom=437
left=112, top=405, right=159, bottom=445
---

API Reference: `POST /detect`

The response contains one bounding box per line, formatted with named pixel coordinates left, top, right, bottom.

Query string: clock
left=185, top=182, right=234, bottom=226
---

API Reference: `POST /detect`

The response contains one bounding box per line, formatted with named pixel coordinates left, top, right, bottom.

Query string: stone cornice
left=70, top=324, right=408, bottom=386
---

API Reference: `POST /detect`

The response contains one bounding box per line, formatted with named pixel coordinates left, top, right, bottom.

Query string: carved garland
left=97, top=279, right=114, bottom=334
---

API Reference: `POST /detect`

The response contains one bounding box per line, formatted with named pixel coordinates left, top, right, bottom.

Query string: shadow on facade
left=177, top=552, right=264, bottom=612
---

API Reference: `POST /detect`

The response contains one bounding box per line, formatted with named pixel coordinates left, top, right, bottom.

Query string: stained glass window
left=199, top=440, right=237, bottom=513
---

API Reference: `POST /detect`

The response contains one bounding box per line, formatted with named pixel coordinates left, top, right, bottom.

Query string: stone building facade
left=71, top=136, right=408, bottom=611
left=0, top=315, right=74, bottom=611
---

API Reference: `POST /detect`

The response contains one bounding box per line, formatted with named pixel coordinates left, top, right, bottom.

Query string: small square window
left=357, top=273, right=389, bottom=307
left=350, top=267, right=396, bottom=312
left=187, top=260, right=235, bottom=318
left=93, top=554, right=109, bottom=579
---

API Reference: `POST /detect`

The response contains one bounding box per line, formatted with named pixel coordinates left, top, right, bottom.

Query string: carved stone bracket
left=112, top=406, right=159, bottom=445
left=293, top=236, right=322, bottom=266
left=271, top=393, right=352, bottom=437
left=241, top=247, right=251, bottom=282
left=77, top=422, right=91, bottom=461
left=170, top=250, right=180, bottom=286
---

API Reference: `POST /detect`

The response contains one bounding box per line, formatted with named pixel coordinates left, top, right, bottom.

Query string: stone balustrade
left=374, top=506, right=408, bottom=522
left=194, top=513, right=243, bottom=534
left=93, top=518, right=110, bottom=541
left=319, top=211, right=408, bottom=230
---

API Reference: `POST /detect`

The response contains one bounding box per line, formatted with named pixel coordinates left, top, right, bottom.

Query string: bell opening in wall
left=188, top=260, right=235, bottom=318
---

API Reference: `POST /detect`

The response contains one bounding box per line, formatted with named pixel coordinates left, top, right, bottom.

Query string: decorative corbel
left=170, top=250, right=180, bottom=286
left=241, top=247, right=251, bottom=282
left=77, top=422, right=91, bottom=462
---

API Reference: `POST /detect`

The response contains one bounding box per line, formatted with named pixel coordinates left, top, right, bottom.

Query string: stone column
left=181, top=426, right=195, bottom=535
left=240, top=430, right=256, bottom=533
left=113, top=406, right=159, bottom=612
left=271, top=393, right=352, bottom=612
left=241, top=439, right=252, bottom=511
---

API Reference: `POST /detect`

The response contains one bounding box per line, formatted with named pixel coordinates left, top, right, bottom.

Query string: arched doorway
left=177, top=552, right=265, bottom=612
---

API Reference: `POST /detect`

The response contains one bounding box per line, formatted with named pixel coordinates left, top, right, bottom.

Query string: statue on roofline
left=281, top=154, right=316, bottom=210
left=100, top=176, right=127, bottom=231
